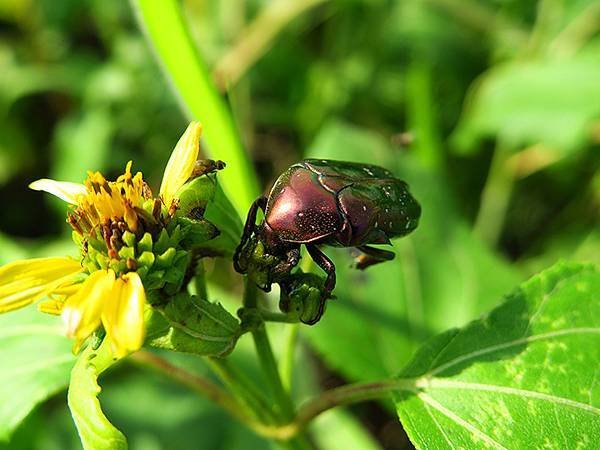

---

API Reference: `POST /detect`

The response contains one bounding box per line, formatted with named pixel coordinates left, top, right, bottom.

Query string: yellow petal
left=102, top=272, right=146, bottom=358
left=159, top=122, right=203, bottom=205
left=0, top=257, right=82, bottom=313
left=29, top=179, right=87, bottom=205
left=62, top=270, right=115, bottom=342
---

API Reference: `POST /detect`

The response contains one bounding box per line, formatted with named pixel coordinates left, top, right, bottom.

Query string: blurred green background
left=0, top=0, right=598, bottom=449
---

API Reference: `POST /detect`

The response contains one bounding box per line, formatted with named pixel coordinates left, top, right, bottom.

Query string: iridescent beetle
left=234, top=159, right=421, bottom=324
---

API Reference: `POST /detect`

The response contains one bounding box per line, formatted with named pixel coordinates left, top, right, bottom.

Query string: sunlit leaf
left=395, top=261, right=600, bottom=449
left=0, top=307, right=74, bottom=442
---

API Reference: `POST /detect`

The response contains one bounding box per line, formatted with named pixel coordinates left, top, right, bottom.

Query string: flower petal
left=0, top=257, right=82, bottom=313
left=102, top=272, right=146, bottom=358
left=62, top=270, right=115, bottom=344
left=159, top=122, right=203, bottom=205
left=29, top=178, right=87, bottom=205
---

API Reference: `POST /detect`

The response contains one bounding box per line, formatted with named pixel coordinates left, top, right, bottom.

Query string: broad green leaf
left=67, top=342, right=127, bottom=450
left=452, top=50, right=600, bottom=155
left=0, top=307, right=74, bottom=442
left=302, top=120, right=520, bottom=381
left=146, top=294, right=241, bottom=357
left=395, top=261, right=599, bottom=449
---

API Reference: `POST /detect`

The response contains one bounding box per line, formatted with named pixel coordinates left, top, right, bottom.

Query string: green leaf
left=395, top=261, right=600, bottom=449
left=302, top=120, right=520, bottom=381
left=67, top=342, right=127, bottom=450
left=0, top=307, right=75, bottom=442
left=452, top=50, right=600, bottom=155
left=146, top=294, right=241, bottom=357
left=130, top=0, right=260, bottom=217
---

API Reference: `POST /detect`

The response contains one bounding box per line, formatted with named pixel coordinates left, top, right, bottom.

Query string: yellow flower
left=0, top=122, right=202, bottom=358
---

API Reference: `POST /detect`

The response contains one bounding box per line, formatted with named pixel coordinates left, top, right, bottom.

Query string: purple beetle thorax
left=265, top=167, right=343, bottom=243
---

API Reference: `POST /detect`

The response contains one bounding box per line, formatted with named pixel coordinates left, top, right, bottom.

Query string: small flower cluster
left=0, top=122, right=215, bottom=357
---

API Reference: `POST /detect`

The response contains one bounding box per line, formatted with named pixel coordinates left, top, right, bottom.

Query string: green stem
left=136, top=350, right=418, bottom=442
left=205, top=357, right=275, bottom=423
left=252, top=325, right=296, bottom=420
left=261, top=310, right=300, bottom=323
left=129, top=0, right=259, bottom=216
left=131, top=351, right=255, bottom=425
left=405, top=61, right=444, bottom=171
left=243, top=279, right=313, bottom=450
left=279, top=324, right=299, bottom=391
left=474, top=140, right=516, bottom=247
left=270, top=377, right=418, bottom=440
left=243, top=280, right=294, bottom=419
left=193, top=260, right=208, bottom=299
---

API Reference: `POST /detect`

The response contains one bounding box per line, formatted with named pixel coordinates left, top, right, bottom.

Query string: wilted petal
left=62, top=270, right=115, bottom=344
left=159, top=122, right=202, bottom=205
left=0, top=257, right=82, bottom=312
left=102, top=272, right=146, bottom=358
left=29, top=179, right=87, bottom=205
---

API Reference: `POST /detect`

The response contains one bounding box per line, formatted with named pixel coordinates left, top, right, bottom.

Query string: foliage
left=395, top=261, right=599, bottom=449
left=0, top=0, right=598, bottom=449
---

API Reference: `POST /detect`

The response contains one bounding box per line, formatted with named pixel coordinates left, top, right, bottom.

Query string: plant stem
left=135, top=350, right=418, bottom=442
left=261, top=310, right=300, bottom=323
left=295, top=378, right=416, bottom=429
left=131, top=351, right=254, bottom=424
left=252, top=324, right=296, bottom=420
left=244, top=279, right=295, bottom=419
left=280, top=324, right=299, bottom=391
left=474, top=139, right=516, bottom=247
left=267, top=378, right=419, bottom=440
left=243, top=278, right=313, bottom=449
left=194, top=260, right=208, bottom=299
left=405, top=61, right=444, bottom=172
left=205, top=356, right=276, bottom=423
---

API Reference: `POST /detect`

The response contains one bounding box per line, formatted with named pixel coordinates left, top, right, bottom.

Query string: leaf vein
left=417, top=392, right=508, bottom=450
left=428, top=328, right=600, bottom=376
left=420, top=379, right=600, bottom=415
left=423, top=399, right=456, bottom=449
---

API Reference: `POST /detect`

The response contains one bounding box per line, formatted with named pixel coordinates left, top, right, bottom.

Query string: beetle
left=234, top=159, right=421, bottom=324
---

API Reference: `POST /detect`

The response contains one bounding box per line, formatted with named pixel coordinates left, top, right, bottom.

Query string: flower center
left=67, top=162, right=166, bottom=259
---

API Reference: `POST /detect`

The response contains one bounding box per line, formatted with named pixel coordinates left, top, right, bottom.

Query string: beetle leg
left=354, top=245, right=395, bottom=270
left=233, top=196, right=267, bottom=273
left=305, top=245, right=336, bottom=325
left=271, top=247, right=301, bottom=282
